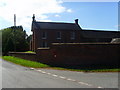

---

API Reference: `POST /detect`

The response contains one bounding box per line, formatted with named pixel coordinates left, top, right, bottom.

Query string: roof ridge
left=82, top=29, right=120, bottom=32
left=35, top=21, right=76, bottom=25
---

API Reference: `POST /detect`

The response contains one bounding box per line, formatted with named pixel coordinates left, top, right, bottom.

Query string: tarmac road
left=1, top=59, right=119, bottom=88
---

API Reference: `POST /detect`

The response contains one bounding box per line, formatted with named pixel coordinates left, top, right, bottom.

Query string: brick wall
left=9, top=43, right=120, bottom=68
left=37, top=43, right=120, bottom=67
left=9, top=52, right=37, bottom=61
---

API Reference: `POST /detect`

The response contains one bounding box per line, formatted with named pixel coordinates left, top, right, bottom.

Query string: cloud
left=55, top=14, right=60, bottom=17
left=0, top=0, right=70, bottom=35
left=57, top=0, right=64, bottom=4
left=66, top=9, right=72, bottom=13
left=63, top=0, right=119, bottom=2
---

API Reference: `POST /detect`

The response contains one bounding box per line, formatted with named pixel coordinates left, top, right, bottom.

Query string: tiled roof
left=81, top=29, right=120, bottom=38
left=32, top=21, right=81, bottom=30
left=31, top=20, right=120, bottom=39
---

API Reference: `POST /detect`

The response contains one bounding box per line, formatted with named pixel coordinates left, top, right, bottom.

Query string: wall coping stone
left=52, top=43, right=120, bottom=45
left=37, top=47, right=50, bottom=50
left=9, top=52, right=36, bottom=55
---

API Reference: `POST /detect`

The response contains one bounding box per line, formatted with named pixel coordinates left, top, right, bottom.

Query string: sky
left=0, top=0, right=119, bottom=35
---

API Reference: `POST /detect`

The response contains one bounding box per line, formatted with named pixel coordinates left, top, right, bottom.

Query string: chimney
left=32, top=14, right=35, bottom=22
left=75, top=19, right=78, bottom=25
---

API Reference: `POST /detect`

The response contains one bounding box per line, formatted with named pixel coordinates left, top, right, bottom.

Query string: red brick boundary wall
left=9, top=52, right=37, bottom=61
left=9, top=43, right=120, bottom=67
left=36, top=43, right=120, bottom=67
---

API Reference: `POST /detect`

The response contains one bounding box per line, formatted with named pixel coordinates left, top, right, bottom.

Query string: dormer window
left=42, top=32, right=47, bottom=39
left=56, top=32, right=61, bottom=39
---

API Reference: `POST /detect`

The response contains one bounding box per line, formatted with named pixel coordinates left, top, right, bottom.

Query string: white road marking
left=67, top=78, right=76, bottom=82
left=32, top=68, right=104, bottom=88
left=46, top=73, right=51, bottom=75
left=78, top=82, right=93, bottom=87
left=59, top=76, right=66, bottom=79
left=37, top=70, right=42, bottom=72
left=52, top=74, right=58, bottom=77
left=85, top=84, right=92, bottom=87
left=98, top=86, right=103, bottom=88
left=78, top=82, right=87, bottom=85
left=30, top=68, right=34, bottom=70
left=41, top=71, right=46, bottom=73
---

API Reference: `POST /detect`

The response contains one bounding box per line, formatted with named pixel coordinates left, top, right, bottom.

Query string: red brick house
left=31, top=14, right=120, bottom=51
left=31, top=15, right=83, bottom=51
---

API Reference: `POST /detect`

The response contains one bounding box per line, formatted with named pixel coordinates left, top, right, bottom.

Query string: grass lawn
left=2, top=56, right=120, bottom=72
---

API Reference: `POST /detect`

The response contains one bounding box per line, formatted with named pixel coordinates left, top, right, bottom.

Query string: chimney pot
left=75, top=19, right=78, bottom=24
left=32, top=14, right=35, bottom=22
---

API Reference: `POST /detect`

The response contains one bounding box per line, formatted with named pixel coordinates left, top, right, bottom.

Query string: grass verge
left=2, top=56, right=120, bottom=72
left=2, top=56, right=49, bottom=68
left=24, top=51, right=36, bottom=53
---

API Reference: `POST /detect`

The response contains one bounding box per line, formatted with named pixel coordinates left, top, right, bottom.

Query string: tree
left=4, top=37, right=14, bottom=55
left=2, top=26, right=30, bottom=55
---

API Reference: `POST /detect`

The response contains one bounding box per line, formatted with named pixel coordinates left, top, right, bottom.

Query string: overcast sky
left=0, top=0, right=119, bottom=35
